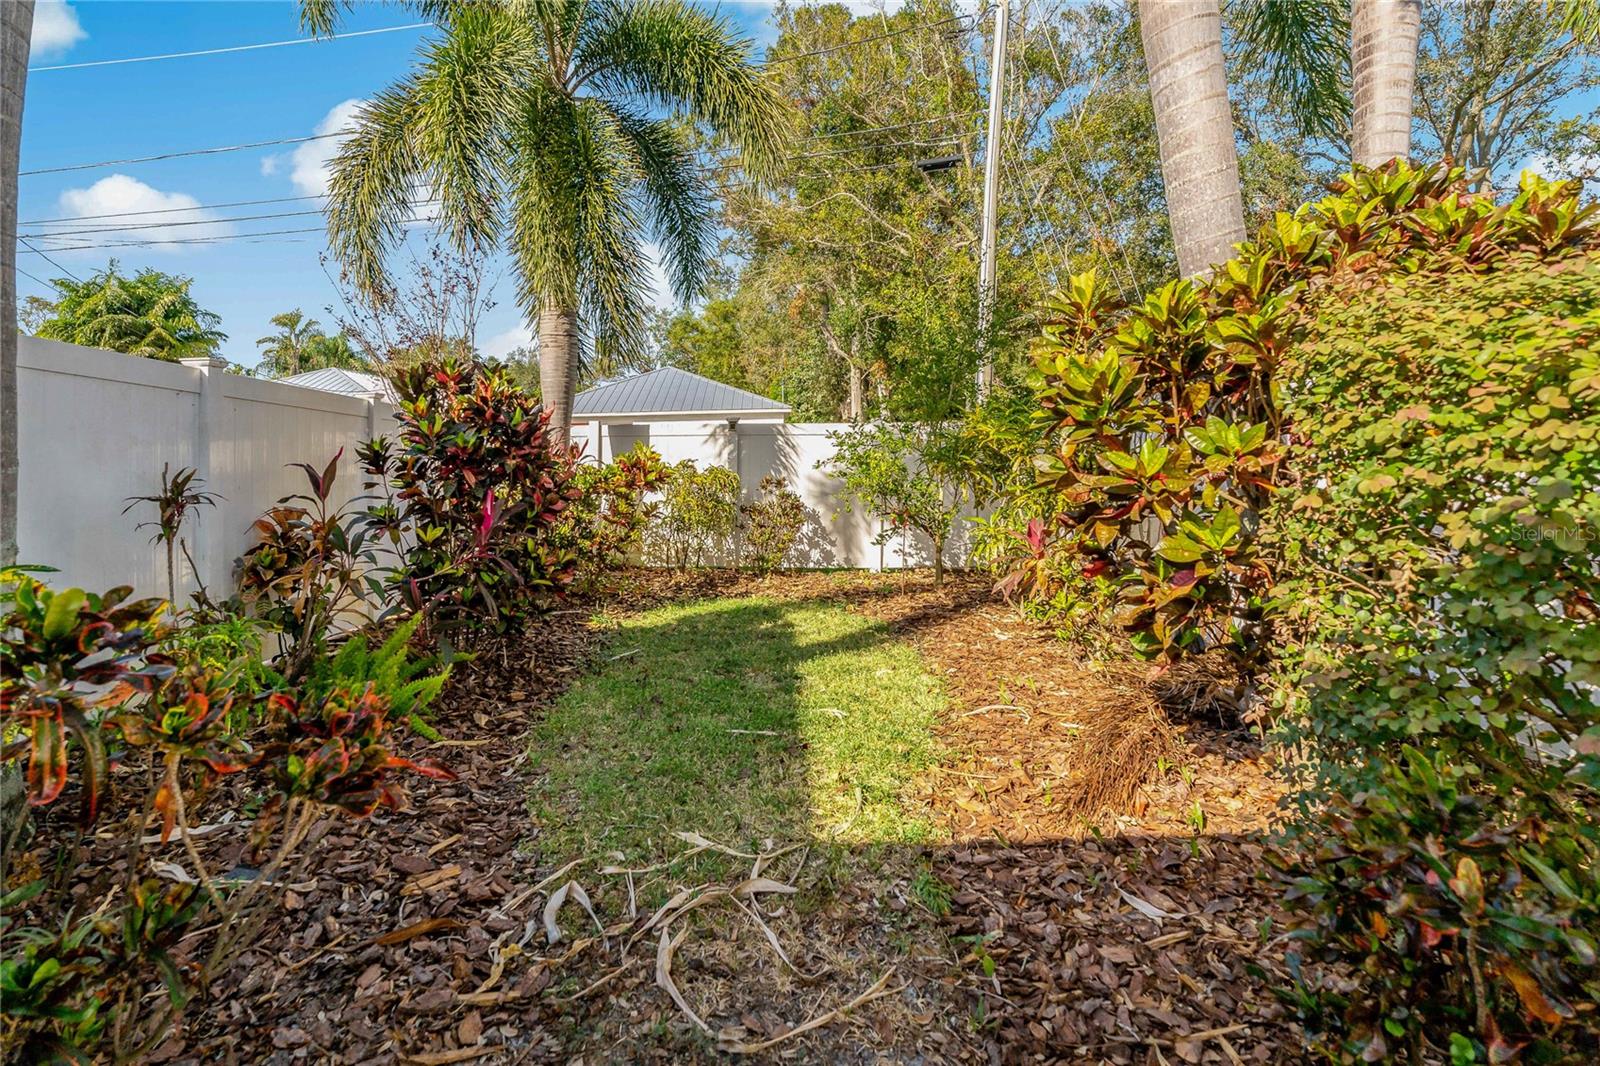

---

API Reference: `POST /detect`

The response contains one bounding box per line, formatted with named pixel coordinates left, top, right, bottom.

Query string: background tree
left=33, top=263, right=226, bottom=362
left=255, top=310, right=321, bottom=377
left=1415, top=0, right=1600, bottom=187
left=255, top=309, right=368, bottom=377
left=303, top=0, right=789, bottom=443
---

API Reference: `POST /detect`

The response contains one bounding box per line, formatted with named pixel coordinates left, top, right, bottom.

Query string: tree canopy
left=30, top=262, right=225, bottom=362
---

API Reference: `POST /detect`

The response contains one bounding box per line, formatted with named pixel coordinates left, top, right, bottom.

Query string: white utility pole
left=975, top=0, right=1008, bottom=401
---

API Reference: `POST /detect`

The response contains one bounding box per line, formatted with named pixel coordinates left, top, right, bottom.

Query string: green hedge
left=1270, top=191, right=1600, bottom=1061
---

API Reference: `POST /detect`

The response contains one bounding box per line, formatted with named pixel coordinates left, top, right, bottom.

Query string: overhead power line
left=29, top=22, right=432, bottom=72
left=764, top=9, right=980, bottom=64
left=17, top=264, right=56, bottom=289
left=17, top=218, right=440, bottom=255
left=17, top=237, right=82, bottom=282
left=20, top=192, right=331, bottom=226
left=21, top=132, right=348, bottom=177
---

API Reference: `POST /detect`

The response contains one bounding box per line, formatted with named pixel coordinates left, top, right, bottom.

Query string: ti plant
left=122, top=464, right=221, bottom=611
left=362, top=359, right=581, bottom=631
left=236, top=448, right=384, bottom=680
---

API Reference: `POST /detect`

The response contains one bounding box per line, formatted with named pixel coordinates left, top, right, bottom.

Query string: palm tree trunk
left=1350, top=0, right=1421, bottom=168
left=1, top=1, right=34, bottom=568
left=537, top=307, right=578, bottom=446
left=1138, top=0, right=1246, bottom=279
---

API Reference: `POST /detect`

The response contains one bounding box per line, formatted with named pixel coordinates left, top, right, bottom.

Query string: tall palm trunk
left=537, top=307, right=578, bottom=446
left=1350, top=0, right=1421, bottom=167
left=2, top=1, right=34, bottom=568
left=1138, top=0, right=1246, bottom=279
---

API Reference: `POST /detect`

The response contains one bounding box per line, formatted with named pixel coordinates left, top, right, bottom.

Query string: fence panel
left=16, top=336, right=394, bottom=602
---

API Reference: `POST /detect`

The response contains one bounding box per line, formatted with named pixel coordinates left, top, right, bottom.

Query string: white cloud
left=51, top=175, right=234, bottom=254
left=285, top=98, right=367, bottom=197
left=31, top=1, right=87, bottom=59
left=259, top=155, right=280, bottom=177
left=482, top=323, right=534, bottom=361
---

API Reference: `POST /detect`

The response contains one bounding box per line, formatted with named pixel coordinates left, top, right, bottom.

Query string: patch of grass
left=529, top=596, right=944, bottom=865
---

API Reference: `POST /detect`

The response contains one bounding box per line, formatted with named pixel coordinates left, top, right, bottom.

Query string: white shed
left=570, top=366, right=790, bottom=464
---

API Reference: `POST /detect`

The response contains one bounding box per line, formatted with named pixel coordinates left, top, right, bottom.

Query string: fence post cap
left=179, top=354, right=230, bottom=371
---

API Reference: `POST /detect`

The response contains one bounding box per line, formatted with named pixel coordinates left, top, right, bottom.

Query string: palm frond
left=575, top=0, right=792, bottom=182
left=409, top=6, right=527, bottom=254
left=324, top=83, right=432, bottom=299
left=1229, top=0, right=1350, bottom=141
left=607, top=105, right=717, bottom=305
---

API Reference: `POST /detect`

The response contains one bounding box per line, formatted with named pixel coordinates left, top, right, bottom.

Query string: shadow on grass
left=524, top=586, right=1310, bottom=1064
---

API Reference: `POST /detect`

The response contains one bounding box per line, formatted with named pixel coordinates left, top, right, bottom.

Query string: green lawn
left=528, top=596, right=945, bottom=866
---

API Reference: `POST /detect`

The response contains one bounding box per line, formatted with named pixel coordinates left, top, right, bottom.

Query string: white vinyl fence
left=15, top=336, right=970, bottom=603
left=16, top=336, right=394, bottom=602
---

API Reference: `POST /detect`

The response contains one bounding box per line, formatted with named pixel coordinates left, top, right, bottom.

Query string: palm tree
left=1137, top=0, right=1246, bottom=278
left=256, top=310, right=323, bottom=377
left=301, top=0, right=789, bottom=442
left=1350, top=0, right=1420, bottom=166
left=1, top=0, right=33, bottom=568
left=35, top=263, right=227, bottom=362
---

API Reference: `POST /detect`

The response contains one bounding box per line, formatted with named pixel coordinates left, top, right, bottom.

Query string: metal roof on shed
left=276, top=367, right=397, bottom=402
left=573, top=367, right=789, bottom=418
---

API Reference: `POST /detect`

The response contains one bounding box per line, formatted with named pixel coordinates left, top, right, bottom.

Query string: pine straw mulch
left=143, top=569, right=1314, bottom=1065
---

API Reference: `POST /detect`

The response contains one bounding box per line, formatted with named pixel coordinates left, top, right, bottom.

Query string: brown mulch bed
left=831, top=572, right=1314, bottom=1065
left=168, top=612, right=602, bottom=1065
left=77, top=569, right=1312, bottom=1065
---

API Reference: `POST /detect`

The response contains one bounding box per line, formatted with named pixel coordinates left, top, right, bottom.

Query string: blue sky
left=19, top=0, right=787, bottom=369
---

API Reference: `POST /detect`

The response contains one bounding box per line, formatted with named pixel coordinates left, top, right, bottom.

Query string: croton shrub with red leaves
left=0, top=567, right=450, bottom=1062
left=361, top=359, right=581, bottom=630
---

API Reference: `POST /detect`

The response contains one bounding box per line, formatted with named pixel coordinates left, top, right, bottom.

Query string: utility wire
left=21, top=132, right=346, bottom=177
left=18, top=237, right=82, bottom=281
left=16, top=264, right=55, bottom=289
left=27, top=108, right=983, bottom=184
left=29, top=23, right=431, bottom=72
left=21, top=192, right=330, bottom=226
left=21, top=198, right=440, bottom=240
left=764, top=9, right=980, bottom=64
left=17, top=218, right=439, bottom=255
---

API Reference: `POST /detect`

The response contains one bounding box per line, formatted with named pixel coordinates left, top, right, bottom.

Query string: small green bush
left=652, top=459, right=741, bottom=569
left=563, top=443, right=672, bottom=591
left=1269, top=194, right=1600, bottom=1061
left=822, top=422, right=967, bottom=585
left=741, top=475, right=806, bottom=574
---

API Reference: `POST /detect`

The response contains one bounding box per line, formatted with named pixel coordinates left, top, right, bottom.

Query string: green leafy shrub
left=823, top=421, right=970, bottom=585
left=1019, top=269, right=1284, bottom=659
left=361, top=359, right=580, bottom=630
left=741, top=475, right=806, bottom=574
left=652, top=459, right=741, bottom=569
left=290, top=614, right=452, bottom=740
left=1261, top=172, right=1600, bottom=1060
left=563, top=443, right=672, bottom=591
